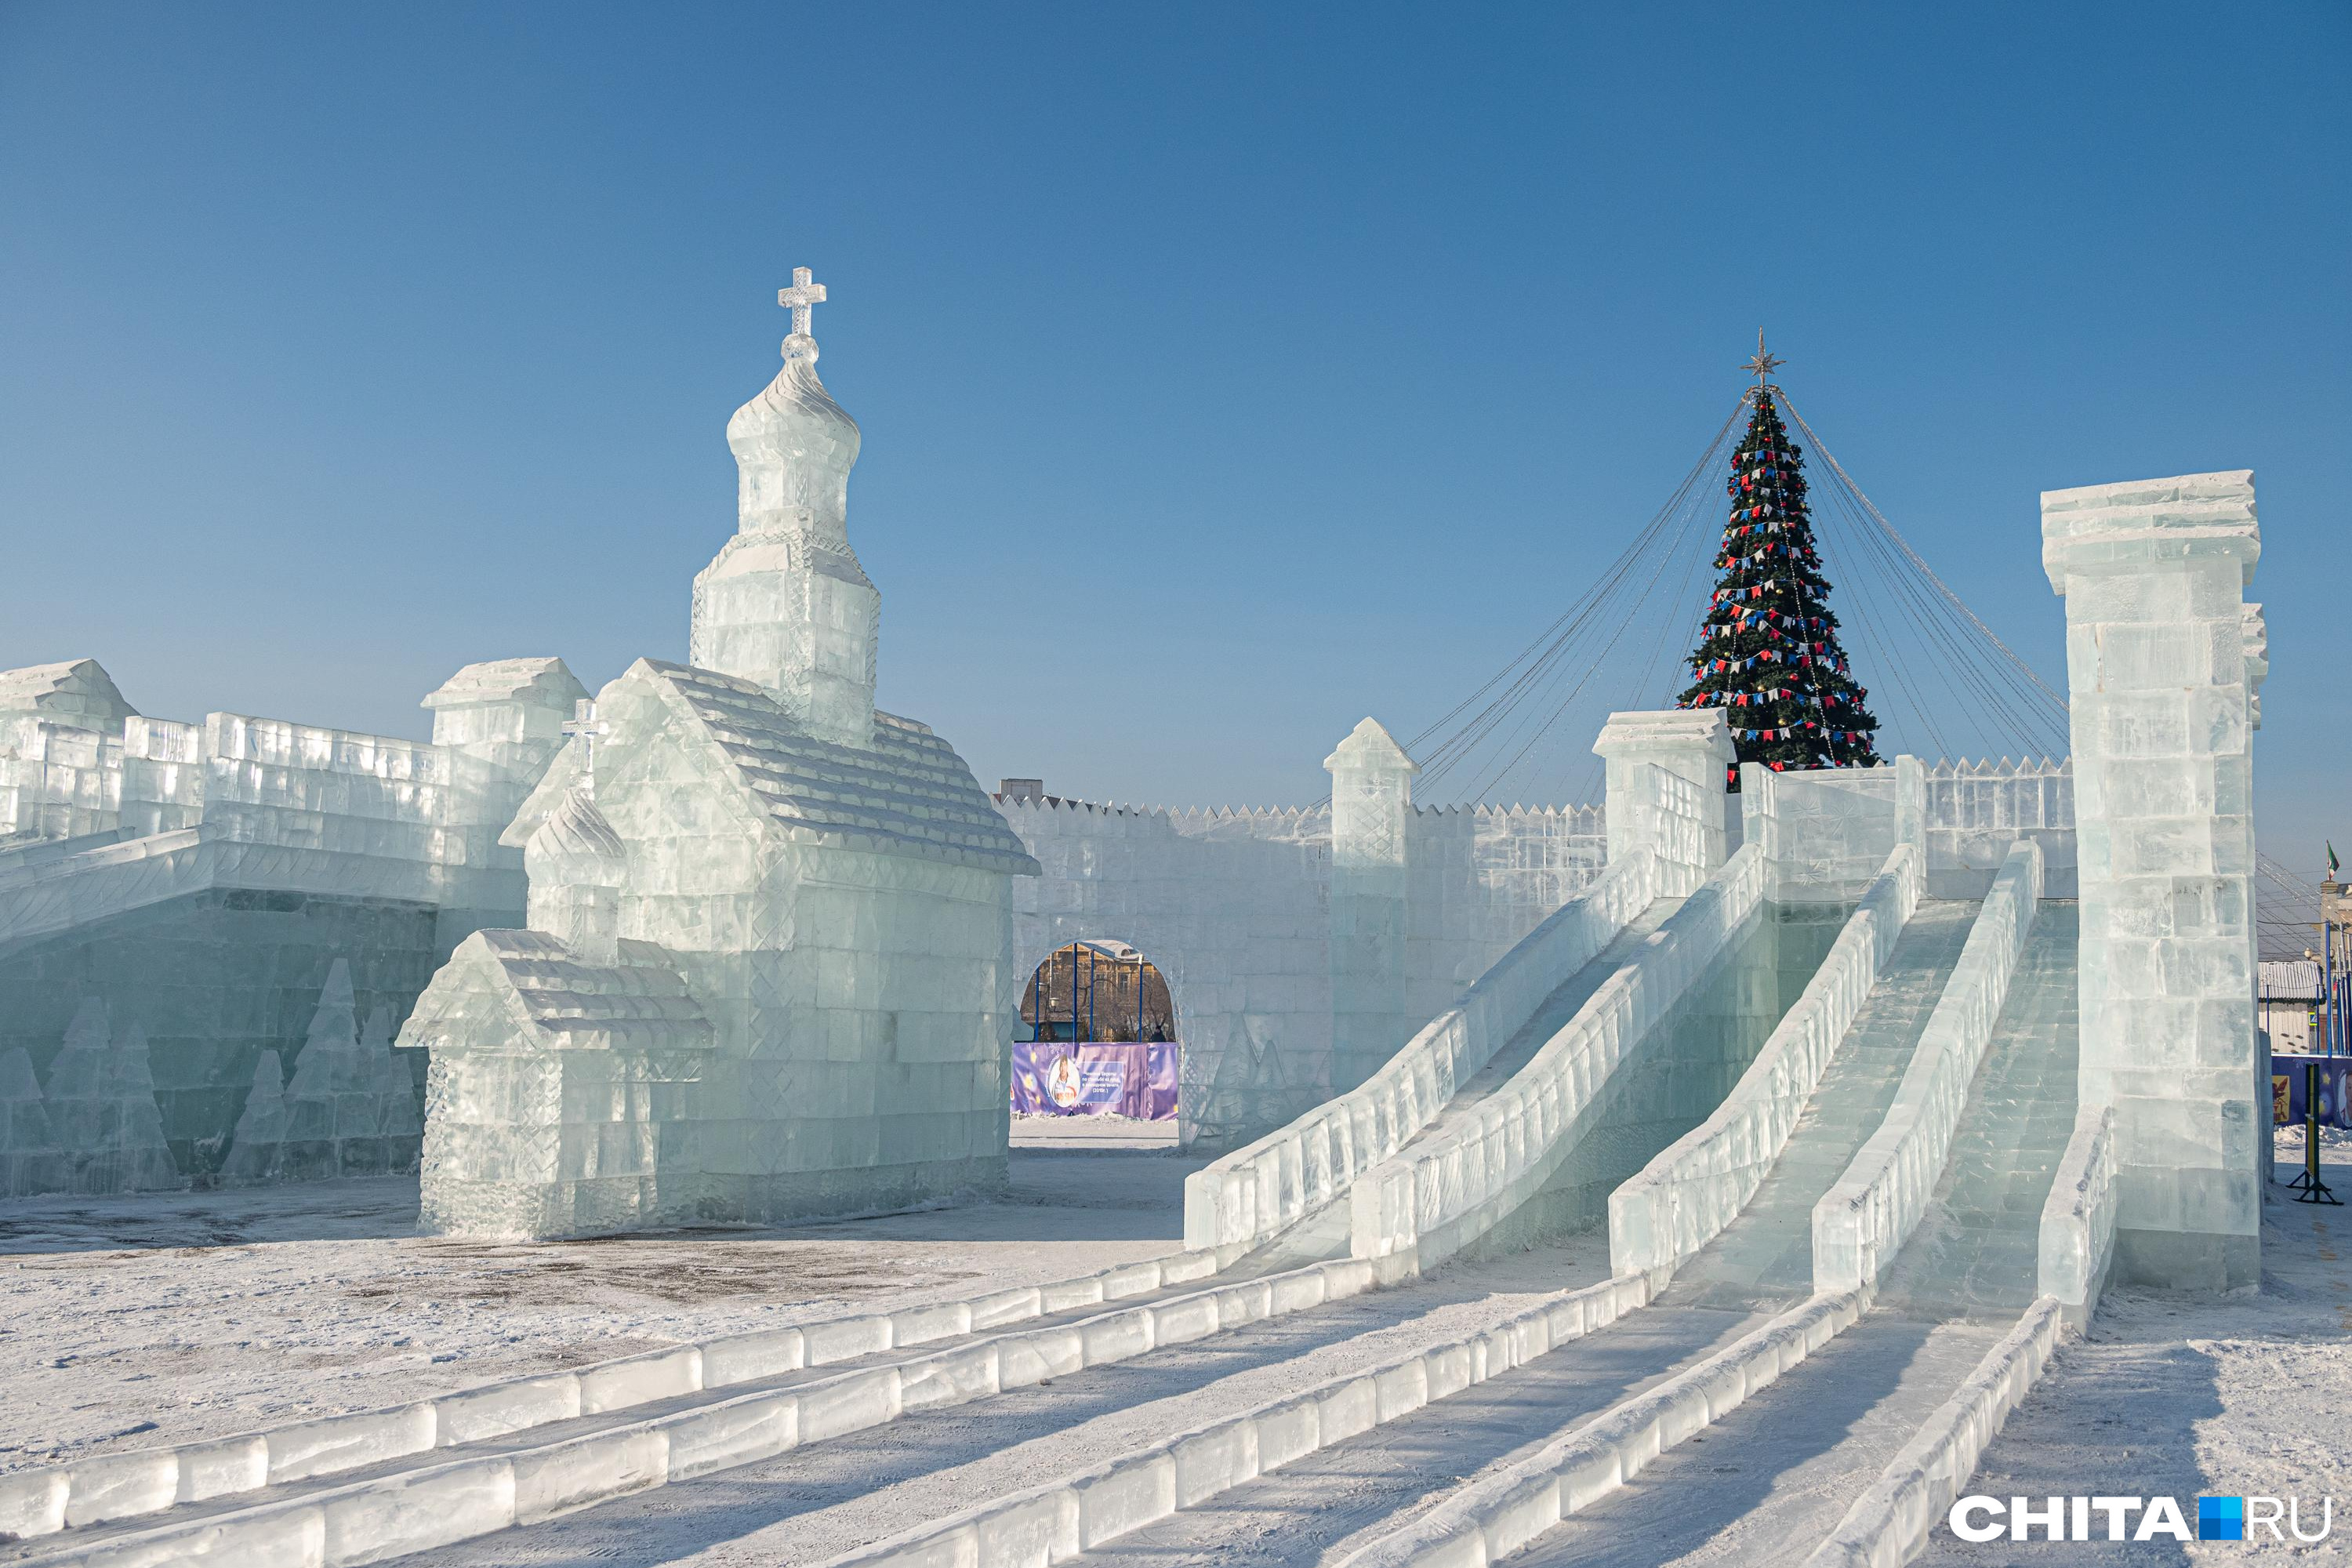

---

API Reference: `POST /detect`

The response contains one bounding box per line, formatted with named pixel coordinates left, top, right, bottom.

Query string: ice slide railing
left=2037, top=1101, right=2118, bottom=1327
left=1812, top=840, right=2043, bottom=1292
left=1610, top=840, right=1925, bottom=1283
left=1349, top=842, right=1770, bottom=1267
left=1182, top=848, right=1664, bottom=1254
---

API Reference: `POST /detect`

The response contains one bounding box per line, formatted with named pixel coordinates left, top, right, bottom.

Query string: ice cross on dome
left=561, top=699, right=609, bottom=795
left=778, top=267, right=827, bottom=339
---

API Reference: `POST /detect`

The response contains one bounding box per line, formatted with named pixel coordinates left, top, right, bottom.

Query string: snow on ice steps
left=1330, top=1287, right=1876, bottom=1568
left=2, top=1251, right=1399, bottom=1565
left=811, top=1274, right=1661, bottom=1568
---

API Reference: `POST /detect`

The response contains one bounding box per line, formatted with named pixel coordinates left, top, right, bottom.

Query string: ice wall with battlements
left=998, top=749, right=2074, bottom=1149
left=0, top=655, right=583, bottom=1191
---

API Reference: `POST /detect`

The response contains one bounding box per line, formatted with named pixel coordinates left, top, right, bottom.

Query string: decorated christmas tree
left=1675, top=341, right=1879, bottom=785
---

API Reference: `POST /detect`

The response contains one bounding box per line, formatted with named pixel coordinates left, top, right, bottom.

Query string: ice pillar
left=1592, top=710, right=1734, bottom=895
left=1326, top=717, right=1416, bottom=1094
left=421, top=658, right=590, bottom=949
left=2042, top=470, right=2262, bottom=1291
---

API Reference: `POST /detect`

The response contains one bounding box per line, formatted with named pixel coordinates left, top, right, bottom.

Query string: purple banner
left=1011, top=1042, right=1178, bottom=1120
left=2272, top=1054, right=2352, bottom=1129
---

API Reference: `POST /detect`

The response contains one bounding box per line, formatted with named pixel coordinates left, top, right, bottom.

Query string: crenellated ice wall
left=1000, top=779, right=1610, bottom=1149
left=0, top=657, right=583, bottom=1186
left=1006, top=745, right=2072, bottom=1151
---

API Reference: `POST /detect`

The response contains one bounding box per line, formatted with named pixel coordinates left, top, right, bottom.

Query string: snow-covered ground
left=0, top=1145, right=1200, bottom=1475
left=1918, top=1130, right=2352, bottom=1563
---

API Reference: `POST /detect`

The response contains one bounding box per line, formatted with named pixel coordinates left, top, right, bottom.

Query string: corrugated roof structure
left=2260, top=959, right=2322, bottom=1000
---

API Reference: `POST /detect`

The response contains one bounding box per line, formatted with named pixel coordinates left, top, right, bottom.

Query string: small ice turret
left=690, top=266, right=880, bottom=750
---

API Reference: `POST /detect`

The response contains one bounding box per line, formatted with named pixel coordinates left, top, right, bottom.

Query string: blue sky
left=2, top=4, right=2344, bottom=866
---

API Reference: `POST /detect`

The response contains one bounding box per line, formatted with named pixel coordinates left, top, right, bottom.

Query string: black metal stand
left=2288, top=1063, right=2341, bottom=1205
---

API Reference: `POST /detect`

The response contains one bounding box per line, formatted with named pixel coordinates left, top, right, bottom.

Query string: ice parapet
left=44, top=999, right=181, bottom=1194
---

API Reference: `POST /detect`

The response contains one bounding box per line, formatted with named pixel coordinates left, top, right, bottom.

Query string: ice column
left=691, top=267, right=880, bottom=749
left=1592, top=709, right=1734, bottom=895
left=422, top=657, right=590, bottom=948
left=1326, top=717, right=1416, bottom=1094
left=2042, top=470, right=2261, bottom=1291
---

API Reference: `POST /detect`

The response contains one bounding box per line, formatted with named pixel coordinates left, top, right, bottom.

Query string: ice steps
left=1498, top=1308, right=2004, bottom=1568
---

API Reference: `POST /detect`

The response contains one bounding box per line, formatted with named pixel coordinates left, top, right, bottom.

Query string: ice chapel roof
left=530, top=787, right=626, bottom=866
left=504, top=660, right=1041, bottom=877
left=641, top=661, right=1041, bottom=875
left=397, top=930, right=715, bottom=1054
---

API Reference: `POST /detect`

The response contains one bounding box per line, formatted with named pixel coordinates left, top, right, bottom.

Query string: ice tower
left=691, top=267, right=880, bottom=749
left=400, top=270, right=1039, bottom=1238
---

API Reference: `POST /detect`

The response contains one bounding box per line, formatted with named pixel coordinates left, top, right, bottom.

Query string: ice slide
left=1436, top=907, right=2084, bottom=1568
left=1181, top=844, right=1689, bottom=1268
left=1297, top=846, right=2092, bottom=1568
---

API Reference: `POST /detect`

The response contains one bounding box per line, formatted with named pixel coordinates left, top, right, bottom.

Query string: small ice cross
left=778, top=267, right=827, bottom=338
left=562, top=699, right=608, bottom=792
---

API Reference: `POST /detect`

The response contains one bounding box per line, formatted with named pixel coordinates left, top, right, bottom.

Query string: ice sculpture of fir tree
left=1675, top=341, right=1879, bottom=785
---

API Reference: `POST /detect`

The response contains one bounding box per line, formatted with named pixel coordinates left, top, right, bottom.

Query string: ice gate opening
left=1012, top=939, right=1180, bottom=1122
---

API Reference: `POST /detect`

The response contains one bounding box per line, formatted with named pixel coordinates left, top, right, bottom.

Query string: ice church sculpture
left=396, top=269, right=1042, bottom=1237
left=0, top=253, right=2277, bottom=1301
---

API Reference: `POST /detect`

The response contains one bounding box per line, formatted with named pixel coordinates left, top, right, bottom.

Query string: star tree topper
left=1742, top=328, right=1785, bottom=389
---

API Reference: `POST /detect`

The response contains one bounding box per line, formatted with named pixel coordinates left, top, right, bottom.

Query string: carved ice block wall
left=2042, top=469, right=2261, bottom=1291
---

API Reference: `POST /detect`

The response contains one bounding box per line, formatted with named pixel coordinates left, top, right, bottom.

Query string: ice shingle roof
left=638, top=660, right=1040, bottom=876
